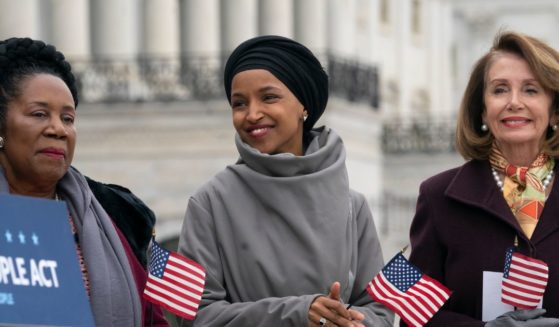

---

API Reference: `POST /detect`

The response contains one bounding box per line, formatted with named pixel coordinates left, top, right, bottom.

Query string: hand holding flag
left=365, top=251, right=451, bottom=327
left=143, top=239, right=206, bottom=320
left=501, top=247, right=548, bottom=310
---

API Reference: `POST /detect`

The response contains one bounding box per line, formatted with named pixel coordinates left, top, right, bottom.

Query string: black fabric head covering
left=224, top=35, right=329, bottom=131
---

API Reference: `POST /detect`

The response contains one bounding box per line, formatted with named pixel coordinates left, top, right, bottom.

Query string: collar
left=445, top=159, right=559, bottom=245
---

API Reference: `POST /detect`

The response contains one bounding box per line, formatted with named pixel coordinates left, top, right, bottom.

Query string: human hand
left=485, top=309, right=559, bottom=326
left=308, top=282, right=365, bottom=327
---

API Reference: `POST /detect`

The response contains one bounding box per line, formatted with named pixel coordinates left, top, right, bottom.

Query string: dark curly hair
left=0, top=37, right=78, bottom=134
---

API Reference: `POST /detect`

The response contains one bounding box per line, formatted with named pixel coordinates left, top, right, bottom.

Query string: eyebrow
left=231, top=85, right=282, bottom=98
left=488, top=78, right=539, bottom=83
left=29, top=100, right=76, bottom=111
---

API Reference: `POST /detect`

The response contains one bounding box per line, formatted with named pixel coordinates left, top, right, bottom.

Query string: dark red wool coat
left=405, top=159, right=559, bottom=326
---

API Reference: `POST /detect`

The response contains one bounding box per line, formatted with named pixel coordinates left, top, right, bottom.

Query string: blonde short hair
left=455, top=31, right=559, bottom=160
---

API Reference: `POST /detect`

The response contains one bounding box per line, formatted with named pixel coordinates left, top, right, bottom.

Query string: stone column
left=428, top=0, right=453, bottom=120
left=355, top=0, right=377, bottom=65
left=141, top=0, right=183, bottom=99
left=144, top=0, right=180, bottom=57
left=293, top=0, right=327, bottom=55
left=89, top=0, right=142, bottom=100
left=180, top=0, right=220, bottom=56
left=327, top=0, right=357, bottom=58
left=48, top=0, right=90, bottom=59
left=180, top=0, right=221, bottom=99
left=395, top=0, right=411, bottom=122
left=90, top=0, right=139, bottom=59
left=221, top=0, right=258, bottom=53
left=258, top=0, right=293, bottom=37
left=0, top=0, right=40, bottom=39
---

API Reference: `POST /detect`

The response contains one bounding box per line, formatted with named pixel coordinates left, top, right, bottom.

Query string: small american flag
left=501, top=247, right=548, bottom=309
left=366, top=253, right=451, bottom=327
left=143, top=240, right=206, bottom=320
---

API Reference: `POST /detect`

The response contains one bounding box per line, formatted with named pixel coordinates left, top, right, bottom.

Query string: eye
left=31, top=110, right=48, bottom=118
left=62, top=114, right=75, bottom=124
left=493, top=86, right=508, bottom=95
left=262, top=94, right=279, bottom=102
left=231, top=100, right=246, bottom=109
left=524, top=86, right=539, bottom=95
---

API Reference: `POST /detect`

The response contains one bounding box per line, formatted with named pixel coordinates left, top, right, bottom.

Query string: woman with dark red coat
left=407, top=31, right=559, bottom=326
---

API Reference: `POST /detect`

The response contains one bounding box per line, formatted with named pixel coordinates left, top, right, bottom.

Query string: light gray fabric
left=57, top=167, right=142, bottom=326
left=178, top=127, right=393, bottom=326
left=0, top=167, right=142, bottom=326
left=485, top=309, right=559, bottom=326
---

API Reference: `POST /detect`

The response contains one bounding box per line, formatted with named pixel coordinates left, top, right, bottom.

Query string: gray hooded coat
left=178, top=127, right=393, bottom=326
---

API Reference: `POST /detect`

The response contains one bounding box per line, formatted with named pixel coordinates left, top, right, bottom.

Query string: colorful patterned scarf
left=489, top=145, right=555, bottom=239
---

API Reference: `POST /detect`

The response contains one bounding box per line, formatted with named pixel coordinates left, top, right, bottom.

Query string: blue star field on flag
left=143, top=240, right=206, bottom=320
left=382, top=253, right=423, bottom=291
left=367, top=253, right=451, bottom=327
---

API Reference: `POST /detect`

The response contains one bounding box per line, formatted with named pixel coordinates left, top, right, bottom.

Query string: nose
left=508, top=90, right=524, bottom=110
left=246, top=102, right=264, bottom=123
left=45, top=116, right=68, bottom=138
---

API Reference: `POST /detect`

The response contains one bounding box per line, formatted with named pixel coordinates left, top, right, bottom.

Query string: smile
left=501, top=118, right=531, bottom=127
left=246, top=126, right=271, bottom=138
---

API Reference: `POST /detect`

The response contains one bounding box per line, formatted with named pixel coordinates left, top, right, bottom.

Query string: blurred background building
left=1, top=0, right=558, bottom=284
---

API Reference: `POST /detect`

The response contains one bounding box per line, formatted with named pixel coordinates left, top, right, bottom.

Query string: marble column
left=395, top=0, right=411, bottom=123
left=355, top=0, right=378, bottom=65
left=141, top=0, right=183, bottom=99
left=180, top=0, right=220, bottom=56
left=144, top=0, right=180, bottom=57
left=0, top=0, right=40, bottom=40
left=90, top=0, right=139, bottom=59
left=293, top=0, right=327, bottom=55
left=48, top=0, right=90, bottom=59
left=89, top=0, right=141, bottom=100
left=258, top=0, right=293, bottom=37
left=221, top=0, right=258, bottom=53
left=428, top=0, right=453, bottom=120
left=327, top=0, right=357, bottom=58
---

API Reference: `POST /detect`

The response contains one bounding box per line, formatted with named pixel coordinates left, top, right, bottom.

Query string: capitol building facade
left=1, top=0, right=558, bottom=251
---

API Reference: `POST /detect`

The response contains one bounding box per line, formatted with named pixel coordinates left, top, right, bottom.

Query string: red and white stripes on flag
left=143, top=240, right=206, bottom=320
left=501, top=247, right=548, bottom=310
left=366, top=253, right=451, bottom=327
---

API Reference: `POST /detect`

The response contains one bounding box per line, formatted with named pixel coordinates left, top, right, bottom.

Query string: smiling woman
left=0, top=37, right=168, bottom=326
left=230, top=69, right=306, bottom=156
left=406, top=31, right=559, bottom=326
left=177, top=35, right=394, bottom=327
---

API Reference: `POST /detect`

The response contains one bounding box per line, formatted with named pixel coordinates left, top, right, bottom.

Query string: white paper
left=482, top=271, right=543, bottom=321
left=482, top=271, right=513, bottom=321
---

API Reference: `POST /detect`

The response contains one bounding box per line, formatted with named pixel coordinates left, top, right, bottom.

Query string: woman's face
left=230, top=69, right=306, bottom=156
left=0, top=74, right=76, bottom=194
left=483, top=52, right=555, bottom=157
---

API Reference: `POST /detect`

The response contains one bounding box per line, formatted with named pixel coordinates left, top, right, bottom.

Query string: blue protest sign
left=0, top=194, right=94, bottom=326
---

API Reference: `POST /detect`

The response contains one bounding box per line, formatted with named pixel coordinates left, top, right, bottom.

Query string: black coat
left=86, top=177, right=155, bottom=267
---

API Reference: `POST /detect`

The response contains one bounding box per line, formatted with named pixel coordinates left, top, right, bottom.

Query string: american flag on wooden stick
left=143, top=240, right=206, bottom=320
left=501, top=247, right=548, bottom=309
left=366, top=253, right=451, bottom=327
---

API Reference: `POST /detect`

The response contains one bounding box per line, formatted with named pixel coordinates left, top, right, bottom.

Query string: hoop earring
left=481, top=124, right=488, bottom=132
left=0, top=136, right=4, bottom=149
